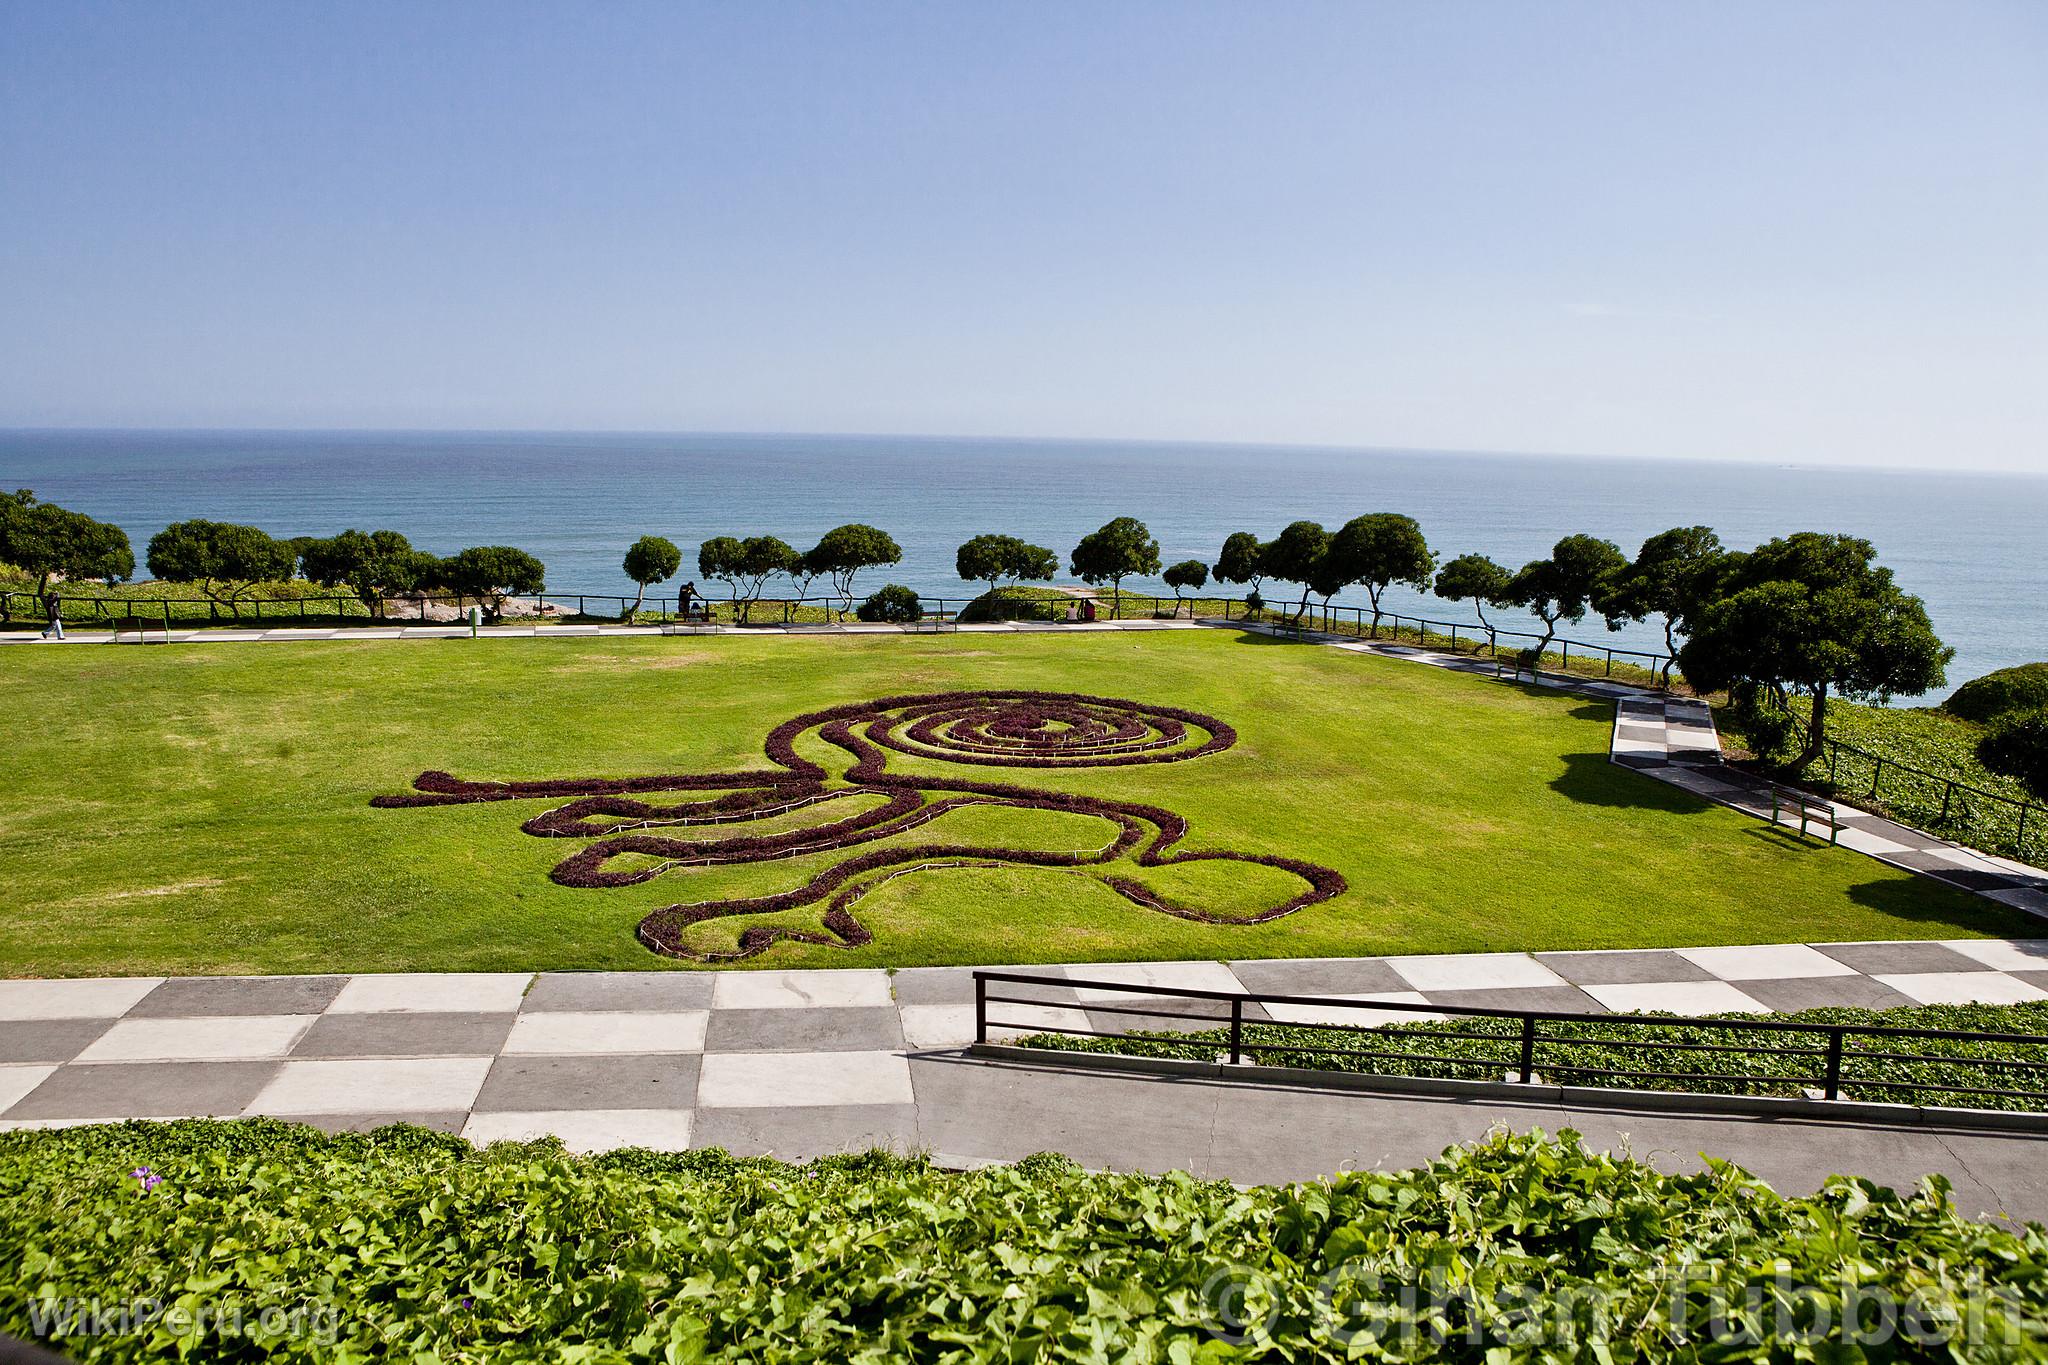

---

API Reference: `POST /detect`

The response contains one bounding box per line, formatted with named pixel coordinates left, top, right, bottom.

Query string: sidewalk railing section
left=0, top=589, right=1679, bottom=678
left=972, top=971, right=2048, bottom=1113
left=1822, top=737, right=2043, bottom=865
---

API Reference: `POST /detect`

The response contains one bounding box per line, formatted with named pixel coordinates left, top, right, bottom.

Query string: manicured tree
left=697, top=536, right=745, bottom=615
left=144, top=518, right=296, bottom=622
left=855, top=584, right=925, bottom=623
left=1161, top=559, right=1208, bottom=613
left=1679, top=533, right=1951, bottom=771
left=621, top=535, right=682, bottom=620
left=1979, top=710, right=2048, bottom=801
left=1594, top=526, right=1725, bottom=688
left=1327, top=513, right=1435, bottom=638
left=786, top=545, right=827, bottom=611
left=724, top=536, right=800, bottom=625
left=1433, top=553, right=1513, bottom=648
left=1212, top=531, right=1268, bottom=600
left=0, top=490, right=134, bottom=619
left=1506, top=535, right=1628, bottom=654
left=299, top=529, right=436, bottom=619
left=955, top=534, right=1058, bottom=605
left=1259, top=520, right=1330, bottom=623
left=1068, top=517, right=1161, bottom=620
left=439, top=545, right=546, bottom=623
left=810, top=524, right=902, bottom=621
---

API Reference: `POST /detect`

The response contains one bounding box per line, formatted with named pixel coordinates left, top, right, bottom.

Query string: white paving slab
left=249, top=1057, right=495, bottom=1114
left=1064, top=960, right=1245, bottom=1001
left=0, top=978, right=162, bottom=1020
left=1943, top=939, right=2048, bottom=973
left=76, top=1015, right=311, bottom=1062
left=0, top=1065, right=57, bottom=1111
left=696, top=1050, right=914, bottom=1108
left=462, top=1109, right=694, bottom=1152
left=1676, top=944, right=1860, bottom=981
left=1873, top=972, right=2048, bottom=1006
left=1581, top=981, right=1771, bottom=1015
left=1261, top=991, right=1442, bottom=1027
left=710, top=970, right=892, bottom=1010
left=329, top=974, right=532, bottom=1013
left=1382, top=953, right=1565, bottom=992
left=503, top=1011, right=708, bottom=1054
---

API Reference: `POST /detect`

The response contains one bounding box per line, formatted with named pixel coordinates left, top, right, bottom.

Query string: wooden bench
left=112, top=614, right=169, bottom=644
left=1495, top=647, right=1543, bottom=682
left=1768, top=786, right=1846, bottom=845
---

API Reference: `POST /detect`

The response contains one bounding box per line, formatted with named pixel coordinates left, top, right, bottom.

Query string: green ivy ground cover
left=0, top=631, right=2021, bottom=977
left=3, top=1121, right=2045, bottom=1362
left=1015, top=999, right=2048, bottom=1112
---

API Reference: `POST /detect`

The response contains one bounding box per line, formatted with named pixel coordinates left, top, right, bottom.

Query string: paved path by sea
left=6, top=942, right=2048, bottom=1218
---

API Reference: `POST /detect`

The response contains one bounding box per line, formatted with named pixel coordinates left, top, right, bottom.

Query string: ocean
left=2, top=428, right=2042, bottom=693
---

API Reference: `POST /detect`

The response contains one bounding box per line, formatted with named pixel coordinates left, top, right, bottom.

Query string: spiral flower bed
left=375, top=690, right=1345, bottom=961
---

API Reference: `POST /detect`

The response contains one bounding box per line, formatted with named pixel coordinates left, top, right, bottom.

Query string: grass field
left=0, top=629, right=2025, bottom=977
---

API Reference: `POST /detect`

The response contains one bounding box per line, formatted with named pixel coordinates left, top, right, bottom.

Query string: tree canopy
left=1433, top=553, right=1513, bottom=635
left=0, top=490, right=134, bottom=605
left=621, top=535, right=683, bottom=616
left=1594, top=526, right=1724, bottom=686
left=1068, top=518, right=1160, bottom=618
left=1161, top=559, right=1209, bottom=606
left=698, top=535, right=799, bottom=624
left=855, top=583, right=924, bottom=624
left=1507, top=535, right=1627, bottom=651
left=1259, top=520, right=1330, bottom=620
left=1327, top=513, right=1435, bottom=635
left=955, top=534, right=1058, bottom=599
left=1212, top=532, right=1267, bottom=594
left=440, top=545, right=546, bottom=622
left=1678, top=533, right=1951, bottom=769
left=299, top=529, right=437, bottom=618
left=810, top=524, right=902, bottom=619
left=144, top=519, right=296, bottom=620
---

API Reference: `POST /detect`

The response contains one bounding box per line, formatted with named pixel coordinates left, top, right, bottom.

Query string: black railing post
left=974, top=973, right=986, bottom=1045
left=1823, top=1029, right=1844, bottom=1100
left=1228, top=997, right=1243, bottom=1065
left=1517, top=1015, right=1536, bottom=1082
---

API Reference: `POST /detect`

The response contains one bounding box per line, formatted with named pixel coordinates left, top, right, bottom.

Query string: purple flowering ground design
left=374, top=691, right=1346, bottom=961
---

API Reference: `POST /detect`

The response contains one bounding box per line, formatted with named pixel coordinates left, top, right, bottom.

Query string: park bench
left=112, top=614, right=169, bottom=644
left=1495, top=647, right=1543, bottom=682
left=1767, top=786, right=1846, bottom=846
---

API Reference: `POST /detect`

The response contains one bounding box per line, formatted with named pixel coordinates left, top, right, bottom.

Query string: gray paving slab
left=1734, top=974, right=1922, bottom=1012
left=1812, top=941, right=1990, bottom=976
left=1534, top=950, right=1714, bottom=985
left=689, top=1103, right=922, bottom=1159
left=0, top=1019, right=115, bottom=1064
left=8, top=1060, right=281, bottom=1120
left=703, top=1006, right=905, bottom=1053
left=1424, top=985, right=1607, bottom=1014
left=523, top=971, right=716, bottom=1012
left=294, top=1011, right=517, bottom=1058
left=128, top=975, right=347, bottom=1017
left=286, top=1111, right=469, bottom=1135
left=891, top=965, right=1079, bottom=1007
left=1227, top=957, right=1412, bottom=996
left=474, top=1053, right=701, bottom=1112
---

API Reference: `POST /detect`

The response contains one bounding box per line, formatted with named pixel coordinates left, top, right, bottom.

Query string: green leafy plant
left=854, top=583, right=924, bottom=624
left=144, top=518, right=297, bottom=622
left=1947, top=664, right=2048, bottom=725
left=1068, top=517, right=1160, bottom=619
left=621, top=535, right=683, bottom=619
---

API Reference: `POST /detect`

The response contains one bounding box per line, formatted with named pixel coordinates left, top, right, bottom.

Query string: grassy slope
left=0, top=630, right=2023, bottom=977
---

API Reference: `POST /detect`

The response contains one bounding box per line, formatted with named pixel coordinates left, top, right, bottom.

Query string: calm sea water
left=3, top=429, right=2042, bottom=693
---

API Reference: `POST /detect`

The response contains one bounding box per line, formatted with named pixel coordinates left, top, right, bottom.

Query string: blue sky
left=2, top=1, right=2043, bottom=470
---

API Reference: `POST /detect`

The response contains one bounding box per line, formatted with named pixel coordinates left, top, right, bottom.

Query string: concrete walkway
left=6, top=942, right=2048, bottom=1218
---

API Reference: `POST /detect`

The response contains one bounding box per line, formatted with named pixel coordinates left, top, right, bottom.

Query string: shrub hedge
left=3, top=1121, right=2046, bottom=1361
left=1946, top=663, right=2048, bottom=725
left=1014, top=999, right=2048, bottom=1112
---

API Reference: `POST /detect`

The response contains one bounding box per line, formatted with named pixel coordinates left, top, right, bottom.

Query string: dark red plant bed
left=375, top=691, right=1345, bottom=961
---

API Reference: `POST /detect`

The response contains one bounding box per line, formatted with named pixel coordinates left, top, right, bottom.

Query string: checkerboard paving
left=5, top=941, right=2046, bottom=1155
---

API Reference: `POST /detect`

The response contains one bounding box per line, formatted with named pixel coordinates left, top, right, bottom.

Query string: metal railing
left=1, top=587, right=1679, bottom=679
left=973, top=970, right=2048, bottom=1111
left=1822, top=737, right=2042, bottom=864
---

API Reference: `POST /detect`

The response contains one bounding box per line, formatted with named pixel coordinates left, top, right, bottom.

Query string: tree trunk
left=1367, top=586, right=1383, bottom=638
left=628, top=582, right=647, bottom=621
left=1797, top=685, right=1829, bottom=771
left=1110, top=578, right=1123, bottom=619
left=1661, top=618, right=1678, bottom=690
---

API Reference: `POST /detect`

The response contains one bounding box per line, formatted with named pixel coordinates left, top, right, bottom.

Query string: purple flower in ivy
left=130, top=1166, right=162, bottom=1193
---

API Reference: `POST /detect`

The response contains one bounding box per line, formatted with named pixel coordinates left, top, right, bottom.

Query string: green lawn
left=0, top=629, right=2025, bottom=977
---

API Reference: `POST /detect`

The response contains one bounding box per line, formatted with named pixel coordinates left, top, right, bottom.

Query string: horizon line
left=1, top=423, right=2038, bottom=481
